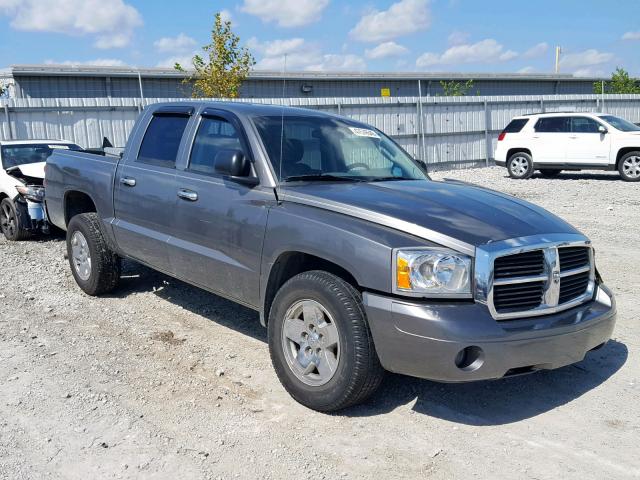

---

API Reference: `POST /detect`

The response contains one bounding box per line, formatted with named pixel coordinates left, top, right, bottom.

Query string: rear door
left=112, top=106, right=193, bottom=273
left=531, top=116, right=571, bottom=164
left=566, top=116, right=611, bottom=166
left=169, top=108, right=274, bottom=307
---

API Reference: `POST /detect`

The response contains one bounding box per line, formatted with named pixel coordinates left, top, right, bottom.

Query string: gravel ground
left=0, top=167, right=638, bottom=480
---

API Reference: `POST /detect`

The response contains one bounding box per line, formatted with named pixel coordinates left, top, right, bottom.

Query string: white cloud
left=306, top=54, right=366, bottom=71
left=416, top=39, right=518, bottom=68
left=523, top=42, right=548, bottom=59
left=249, top=37, right=365, bottom=72
left=517, top=66, right=536, bottom=74
left=447, top=30, right=469, bottom=46
left=156, top=53, right=198, bottom=69
left=219, top=9, right=233, bottom=24
left=573, top=68, right=606, bottom=77
left=365, top=41, right=409, bottom=59
left=154, top=33, right=197, bottom=54
left=559, top=49, right=614, bottom=70
left=0, top=0, right=142, bottom=49
left=350, top=0, right=431, bottom=42
left=622, top=31, right=640, bottom=41
left=45, top=59, right=127, bottom=67
left=240, top=0, right=329, bottom=27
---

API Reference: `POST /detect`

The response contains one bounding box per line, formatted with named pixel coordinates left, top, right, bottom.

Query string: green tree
left=594, top=67, right=640, bottom=94
left=439, top=79, right=474, bottom=96
left=175, top=13, right=255, bottom=98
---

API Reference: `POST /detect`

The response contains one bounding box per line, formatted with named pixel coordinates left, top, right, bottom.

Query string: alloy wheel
left=71, top=231, right=92, bottom=281
left=622, top=156, right=640, bottom=179
left=281, top=299, right=340, bottom=386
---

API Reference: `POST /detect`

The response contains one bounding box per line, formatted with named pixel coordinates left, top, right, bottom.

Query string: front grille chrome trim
left=474, top=234, right=595, bottom=320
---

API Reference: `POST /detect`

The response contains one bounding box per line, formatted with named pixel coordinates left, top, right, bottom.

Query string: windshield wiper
left=366, top=176, right=420, bottom=182
left=282, top=174, right=365, bottom=183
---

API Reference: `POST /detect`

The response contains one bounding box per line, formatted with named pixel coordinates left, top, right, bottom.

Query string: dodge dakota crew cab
left=45, top=102, right=616, bottom=412
left=495, top=112, right=640, bottom=181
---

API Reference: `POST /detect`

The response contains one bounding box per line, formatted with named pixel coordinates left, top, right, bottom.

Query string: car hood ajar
left=10, top=161, right=46, bottom=179
left=283, top=180, right=580, bottom=248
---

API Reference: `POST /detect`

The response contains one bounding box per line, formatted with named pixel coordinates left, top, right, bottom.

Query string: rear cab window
left=137, top=114, right=190, bottom=168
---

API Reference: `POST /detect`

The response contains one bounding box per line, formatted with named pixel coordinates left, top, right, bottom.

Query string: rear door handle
left=177, top=189, right=198, bottom=202
left=569, top=135, right=578, bottom=139
left=120, top=177, right=136, bottom=187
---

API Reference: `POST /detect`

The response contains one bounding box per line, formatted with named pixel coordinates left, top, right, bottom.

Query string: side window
left=137, top=114, right=190, bottom=168
left=189, top=116, right=244, bottom=175
left=571, top=117, right=601, bottom=133
left=534, top=117, right=570, bottom=133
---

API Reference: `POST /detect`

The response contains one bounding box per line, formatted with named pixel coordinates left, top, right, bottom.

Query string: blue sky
left=1, top=0, right=639, bottom=77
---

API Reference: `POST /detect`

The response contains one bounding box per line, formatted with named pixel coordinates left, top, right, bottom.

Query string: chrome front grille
left=475, top=236, right=596, bottom=321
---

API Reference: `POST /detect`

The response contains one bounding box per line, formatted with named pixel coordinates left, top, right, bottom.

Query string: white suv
left=494, top=112, right=640, bottom=182
left=1, top=140, right=82, bottom=240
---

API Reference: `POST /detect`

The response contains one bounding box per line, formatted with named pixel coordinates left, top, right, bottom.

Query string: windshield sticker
left=48, top=145, right=70, bottom=149
left=348, top=127, right=380, bottom=139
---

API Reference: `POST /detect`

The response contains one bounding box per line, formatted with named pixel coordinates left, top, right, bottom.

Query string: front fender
left=260, top=202, right=440, bottom=317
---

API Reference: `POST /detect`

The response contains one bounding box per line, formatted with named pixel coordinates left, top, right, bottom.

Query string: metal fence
left=2, top=94, right=640, bottom=170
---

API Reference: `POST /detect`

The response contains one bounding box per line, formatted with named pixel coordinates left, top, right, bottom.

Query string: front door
left=113, top=109, right=192, bottom=274
left=566, top=116, right=611, bottom=166
left=170, top=110, right=273, bottom=307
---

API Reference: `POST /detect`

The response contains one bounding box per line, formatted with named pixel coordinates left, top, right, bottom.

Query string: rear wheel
left=507, top=152, right=534, bottom=179
left=66, top=213, right=121, bottom=295
left=539, top=169, right=562, bottom=177
left=618, top=152, right=640, bottom=182
left=0, top=198, right=31, bottom=241
left=268, top=270, right=384, bottom=412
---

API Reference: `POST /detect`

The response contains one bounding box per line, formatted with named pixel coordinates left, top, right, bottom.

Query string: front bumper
left=364, top=284, right=616, bottom=382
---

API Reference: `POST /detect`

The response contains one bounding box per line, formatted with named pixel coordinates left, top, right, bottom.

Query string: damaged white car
left=0, top=140, right=82, bottom=240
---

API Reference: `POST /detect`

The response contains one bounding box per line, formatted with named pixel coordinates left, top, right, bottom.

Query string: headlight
left=395, top=248, right=472, bottom=297
left=16, top=185, right=45, bottom=202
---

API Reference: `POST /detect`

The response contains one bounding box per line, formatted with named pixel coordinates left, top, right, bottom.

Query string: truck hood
left=283, top=179, right=579, bottom=248
left=8, top=162, right=46, bottom=179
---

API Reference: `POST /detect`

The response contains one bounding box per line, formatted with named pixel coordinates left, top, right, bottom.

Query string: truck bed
left=45, top=149, right=120, bottom=231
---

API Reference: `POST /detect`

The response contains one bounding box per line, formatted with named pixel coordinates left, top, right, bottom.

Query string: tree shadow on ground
left=110, top=258, right=627, bottom=425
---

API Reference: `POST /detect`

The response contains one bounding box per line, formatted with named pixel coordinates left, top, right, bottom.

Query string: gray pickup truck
left=45, top=101, right=616, bottom=412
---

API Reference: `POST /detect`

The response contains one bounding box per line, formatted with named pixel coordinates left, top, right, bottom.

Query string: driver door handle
left=177, top=189, right=198, bottom=202
left=120, top=177, right=136, bottom=187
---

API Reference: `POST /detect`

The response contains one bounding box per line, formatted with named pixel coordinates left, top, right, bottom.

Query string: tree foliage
left=594, top=67, right=640, bottom=94
left=175, top=13, right=255, bottom=98
left=439, top=79, right=474, bottom=96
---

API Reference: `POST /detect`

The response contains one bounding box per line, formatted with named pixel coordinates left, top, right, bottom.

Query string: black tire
left=507, top=151, right=534, bottom=179
left=66, top=213, right=121, bottom=295
left=0, top=198, right=31, bottom=241
left=268, top=270, right=384, bottom=412
left=539, top=169, right=562, bottom=177
left=618, top=151, right=640, bottom=182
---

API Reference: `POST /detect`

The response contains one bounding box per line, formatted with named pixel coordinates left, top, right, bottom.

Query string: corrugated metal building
left=5, top=64, right=602, bottom=99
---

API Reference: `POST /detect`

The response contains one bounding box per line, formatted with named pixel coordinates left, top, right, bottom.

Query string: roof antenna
left=277, top=53, right=287, bottom=199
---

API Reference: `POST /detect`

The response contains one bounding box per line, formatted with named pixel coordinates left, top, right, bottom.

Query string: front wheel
left=268, top=271, right=384, bottom=412
left=66, top=213, right=121, bottom=295
left=618, top=152, right=640, bottom=182
left=507, top=152, right=534, bottom=179
left=0, top=198, right=31, bottom=241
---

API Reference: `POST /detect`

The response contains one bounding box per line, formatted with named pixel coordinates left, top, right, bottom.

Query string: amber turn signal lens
left=397, top=256, right=411, bottom=289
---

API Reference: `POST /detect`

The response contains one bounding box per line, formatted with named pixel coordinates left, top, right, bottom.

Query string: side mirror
left=214, top=149, right=256, bottom=183
left=598, top=125, right=608, bottom=134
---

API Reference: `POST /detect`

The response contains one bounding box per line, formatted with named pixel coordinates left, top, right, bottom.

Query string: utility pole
left=555, top=46, right=562, bottom=74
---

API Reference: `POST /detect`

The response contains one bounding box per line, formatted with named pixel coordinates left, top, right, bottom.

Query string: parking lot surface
left=1, top=167, right=638, bottom=479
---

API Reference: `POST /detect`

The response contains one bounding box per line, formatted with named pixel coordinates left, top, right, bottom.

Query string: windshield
left=599, top=115, right=640, bottom=132
left=1, top=143, right=82, bottom=169
left=252, top=115, right=428, bottom=182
